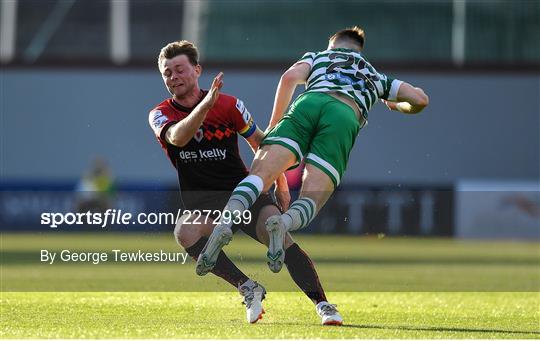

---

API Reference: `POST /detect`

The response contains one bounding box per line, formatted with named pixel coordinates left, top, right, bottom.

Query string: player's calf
left=281, top=197, right=317, bottom=232
left=220, top=175, right=265, bottom=231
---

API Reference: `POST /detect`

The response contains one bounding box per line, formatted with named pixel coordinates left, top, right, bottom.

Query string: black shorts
left=233, top=192, right=279, bottom=242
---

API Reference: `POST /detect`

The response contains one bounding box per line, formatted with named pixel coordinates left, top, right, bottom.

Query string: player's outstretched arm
left=268, top=63, right=311, bottom=129
left=383, top=82, right=429, bottom=114
left=165, top=72, right=224, bottom=147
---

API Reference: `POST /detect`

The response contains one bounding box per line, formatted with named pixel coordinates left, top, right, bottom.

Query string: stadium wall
left=2, top=69, right=539, bottom=184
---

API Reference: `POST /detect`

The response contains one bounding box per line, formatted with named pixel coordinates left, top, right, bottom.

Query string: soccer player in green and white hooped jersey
left=197, top=26, right=429, bottom=324
left=297, top=47, right=398, bottom=128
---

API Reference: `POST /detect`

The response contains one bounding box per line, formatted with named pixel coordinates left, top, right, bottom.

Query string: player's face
left=161, top=54, right=201, bottom=98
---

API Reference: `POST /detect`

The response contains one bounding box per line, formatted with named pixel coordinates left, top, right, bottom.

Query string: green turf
left=1, top=233, right=539, bottom=291
left=1, top=292, right=539, bottom=338
left=1, top=233, right=539, bottom=338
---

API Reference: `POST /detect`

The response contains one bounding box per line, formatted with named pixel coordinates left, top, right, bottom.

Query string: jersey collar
left=171, top=90, right=207, bottom=112
left=330, top=47, right=360, bottom=54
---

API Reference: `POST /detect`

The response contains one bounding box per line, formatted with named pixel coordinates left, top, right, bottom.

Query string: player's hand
left=275, top=174, right=291, bottom=211
left=382, top=99, right=398, bottom=111
left=201, top=72, right=224, bottom=110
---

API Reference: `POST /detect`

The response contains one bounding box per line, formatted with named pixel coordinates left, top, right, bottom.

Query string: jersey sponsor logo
left=194, top=128, right=203, bottom=142
left=325, top=70, right=378, bottom=91
left=178, top=148, right=227, bottom=162
left=325, top=72, right=355, bottom=84
left=235, top=99, right=246, bottom=114
left=178, top=150, right=198, bottom=160
left=151, top=110, right=167, bottom=129
left=199, top=148, right=226, bottom=160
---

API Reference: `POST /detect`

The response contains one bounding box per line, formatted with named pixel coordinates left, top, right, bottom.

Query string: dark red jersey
left=149, top=91, right=257, bottom=209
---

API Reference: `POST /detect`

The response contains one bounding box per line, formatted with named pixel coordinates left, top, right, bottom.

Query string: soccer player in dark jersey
left=148, top=40, right=342, bottom=325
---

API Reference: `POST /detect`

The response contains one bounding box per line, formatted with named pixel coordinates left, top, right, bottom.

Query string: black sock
left=185, top=237, right=249, bottom=288
left=284, top=243, right=327, bottom=304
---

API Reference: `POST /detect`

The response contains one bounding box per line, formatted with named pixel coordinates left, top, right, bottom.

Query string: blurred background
left=1, top=0, right=539, bottom=239
left=1, top=0, right=539, bottom=293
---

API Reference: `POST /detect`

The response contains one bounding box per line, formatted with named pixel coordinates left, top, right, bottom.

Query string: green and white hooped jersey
left=297, top=48, right=403, bottom=126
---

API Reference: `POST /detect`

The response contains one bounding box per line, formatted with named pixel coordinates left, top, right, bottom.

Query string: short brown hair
left=158, top=40, right=199, bottom=68
left=329, top=26, right=365, bottom=49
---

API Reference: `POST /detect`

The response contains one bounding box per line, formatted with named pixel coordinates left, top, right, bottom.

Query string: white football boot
left=316, top=301, right=343, bottom=326
left=195, top=224, right=233, bottom=276
left=238, top=280, right=266, bottom=323
left=265, top=215, right=286, bottom=273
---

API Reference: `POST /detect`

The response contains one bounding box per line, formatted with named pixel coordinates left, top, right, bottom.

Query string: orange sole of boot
left=250, top=308, right=265, bottom=324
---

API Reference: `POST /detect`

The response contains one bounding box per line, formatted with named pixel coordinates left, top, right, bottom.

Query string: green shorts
left=261, top=92, right=361, bottom=188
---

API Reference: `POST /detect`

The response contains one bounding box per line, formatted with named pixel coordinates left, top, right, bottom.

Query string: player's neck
left=173, top=87, right=203, bottom=108
left=328, top=43, right=361, bottom=52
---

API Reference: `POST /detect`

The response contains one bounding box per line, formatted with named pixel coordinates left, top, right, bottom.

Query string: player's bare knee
left=173, top=222, right=184, bottom=246
left=174, top=221, right=198, bottom=247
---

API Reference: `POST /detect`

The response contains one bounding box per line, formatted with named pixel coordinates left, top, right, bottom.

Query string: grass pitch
left=2, top=232, right=538, bottom=291
left=2, top=292, right=539, bottom=338
left=1, top=232, right=539, bottom=338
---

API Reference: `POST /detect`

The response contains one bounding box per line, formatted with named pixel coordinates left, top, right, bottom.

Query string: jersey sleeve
left=230, top=98, right=257, bottom=138
left=295, top=52, right=316, bottom=68
left=148, top=109, right=178, bottom=142
left=379, top=73, right=404, bottom=101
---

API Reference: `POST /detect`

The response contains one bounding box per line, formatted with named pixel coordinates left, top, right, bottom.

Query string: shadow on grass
left=340, top=323, right=540, bottom=335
